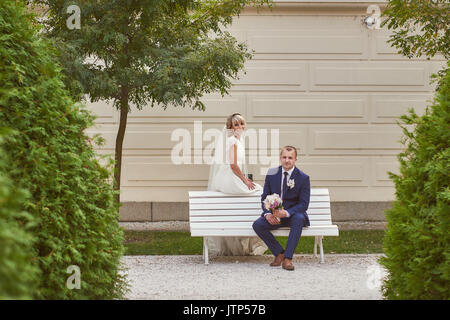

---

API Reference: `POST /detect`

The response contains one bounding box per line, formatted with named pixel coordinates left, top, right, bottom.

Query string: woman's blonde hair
left=226, top=112, right=246, bottom=129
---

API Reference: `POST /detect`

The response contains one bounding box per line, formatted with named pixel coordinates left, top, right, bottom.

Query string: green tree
left=380, top=0, right=450, bottom=299
left=0, top=130, right=39, bottom=300
left=380, top=63, right=449, bottom=299
left=36, top=0, right=271, bottom=202
left=380, top=0, right=450, bottom=300
left=381, top=0, right=449, bottom=88
left=0, top=0, right=127, bottom=299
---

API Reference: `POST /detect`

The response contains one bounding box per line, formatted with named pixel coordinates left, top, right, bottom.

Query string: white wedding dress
left=207, top=133, right=268, bottom=256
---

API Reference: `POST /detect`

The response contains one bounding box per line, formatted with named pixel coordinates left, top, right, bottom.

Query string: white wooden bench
left=189, top=188, right=339, bottom=264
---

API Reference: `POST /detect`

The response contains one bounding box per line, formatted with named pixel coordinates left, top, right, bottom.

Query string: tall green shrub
left=0, top=1, right=127, bottom=299
left=380, top=63, right=450, bottom=299
left=0, top=130, right=39, bottom=299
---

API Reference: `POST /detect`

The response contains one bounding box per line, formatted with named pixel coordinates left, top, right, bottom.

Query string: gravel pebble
left=121, top=254, right=387, bottom=300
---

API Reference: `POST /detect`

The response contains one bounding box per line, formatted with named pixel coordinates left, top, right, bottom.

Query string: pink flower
left=263, top=193, right=283, bottom=212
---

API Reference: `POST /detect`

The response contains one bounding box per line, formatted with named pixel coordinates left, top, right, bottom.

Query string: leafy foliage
left=0, top=130, right=39, bottom=299
left=381, top=0, right=449, bottom=89
left=382, top=0, right=449, bottom=59
left=380, top=62, right=450, bottom=299
left=0, top=0, right=127, bottom=299
left=35, top=0, right=272, bottom=111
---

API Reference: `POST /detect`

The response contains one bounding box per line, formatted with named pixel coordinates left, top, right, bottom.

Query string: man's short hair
left=280, top=145, right=298, bottom=158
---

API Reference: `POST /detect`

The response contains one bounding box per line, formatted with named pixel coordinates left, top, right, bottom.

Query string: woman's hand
left=243, top=178, right=256, bottom=190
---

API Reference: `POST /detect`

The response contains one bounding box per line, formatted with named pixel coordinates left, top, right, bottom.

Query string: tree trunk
left=114, top=87, right=129, bottom=204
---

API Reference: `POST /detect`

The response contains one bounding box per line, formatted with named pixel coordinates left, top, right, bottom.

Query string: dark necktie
left=282, top=171, right=288, bottom=199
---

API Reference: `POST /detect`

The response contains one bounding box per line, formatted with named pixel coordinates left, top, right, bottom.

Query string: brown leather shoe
left=270, top=253, right=284, bottom=267
left=282, top=258, right=295, bottom=271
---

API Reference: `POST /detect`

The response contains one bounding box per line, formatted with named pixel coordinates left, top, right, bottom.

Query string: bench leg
left=313, top=236, right=318, bottom=257
left=319, top=236, right=325, bottom=264
left=203, top=237, right=209, bottom=265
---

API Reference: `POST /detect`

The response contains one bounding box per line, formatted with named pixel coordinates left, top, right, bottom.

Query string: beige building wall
left=86, top=1, right=446, bottom=215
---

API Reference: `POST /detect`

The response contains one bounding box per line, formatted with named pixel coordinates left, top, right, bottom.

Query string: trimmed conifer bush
left=380, top=63, right=450, bottom=299
left=0, top=130, right=39, bottom=299
left=0, top=1, right=127, bottom=299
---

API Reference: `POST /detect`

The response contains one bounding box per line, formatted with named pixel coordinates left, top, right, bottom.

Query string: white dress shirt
left=280, top=167, right=295, bottom=218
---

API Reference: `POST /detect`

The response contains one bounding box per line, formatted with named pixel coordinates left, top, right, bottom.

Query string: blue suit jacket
left=260, top=166, right=311, bottom=227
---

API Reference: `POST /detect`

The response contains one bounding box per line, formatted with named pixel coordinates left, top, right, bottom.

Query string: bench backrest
left=188, top=189, right=332, bottom=228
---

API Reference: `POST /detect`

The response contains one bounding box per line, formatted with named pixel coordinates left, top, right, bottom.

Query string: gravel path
left=121, top=254, right=387, bottom=300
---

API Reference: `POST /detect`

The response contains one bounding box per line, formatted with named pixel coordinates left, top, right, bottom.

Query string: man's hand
left=272, top=209, right=287, bottom=219
left=265, top=213, right=280, bottom=225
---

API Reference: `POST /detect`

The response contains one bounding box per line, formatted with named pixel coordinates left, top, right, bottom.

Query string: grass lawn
left=123, top=230, right=385, bottom=255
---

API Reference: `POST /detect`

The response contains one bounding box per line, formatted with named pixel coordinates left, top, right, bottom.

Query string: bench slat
left=189, top=188, right=329, bottom=198
left=190, top=203, right=260, bottom=210
left=191, top=224, right=338, bottom=230
left=190, top=225, right=339, bottom=237
left=190, top=215, right=332, bottom=222
left=189, top=202, right=330, bottom=210
left=190, top=221, right=333, bottom=229
left=189, top=208, right=331, bottom=216
left=189, top=195, right=330, bottom=204
left=190, top=214, right=332, bottom=220
left=190, top=209, right=259, bottom=216
left=191, top=219, right=332, bottom=229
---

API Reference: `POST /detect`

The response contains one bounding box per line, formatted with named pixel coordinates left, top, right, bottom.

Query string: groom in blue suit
left=252, top=146, right=310, bottom=271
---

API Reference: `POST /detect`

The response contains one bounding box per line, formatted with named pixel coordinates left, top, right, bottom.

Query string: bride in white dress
left=207, top=113, right=268, bottom=256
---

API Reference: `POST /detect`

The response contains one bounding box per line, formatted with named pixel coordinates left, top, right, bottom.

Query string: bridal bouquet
left=263, top=193, right=283, bottom=223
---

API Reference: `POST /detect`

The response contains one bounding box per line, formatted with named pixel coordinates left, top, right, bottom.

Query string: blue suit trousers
left=252, top=213, right=305, bottom=259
